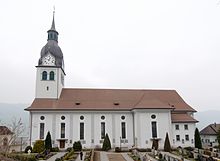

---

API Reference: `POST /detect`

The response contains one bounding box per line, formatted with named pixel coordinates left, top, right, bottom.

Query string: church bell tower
left=35, top=12, right=65, bottom=99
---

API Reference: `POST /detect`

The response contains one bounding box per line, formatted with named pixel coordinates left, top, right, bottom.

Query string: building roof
left=26, top=88, right=196, bottom=112
left=200, top=123, right=220, bottom=135
left=0, top=126, right=13, bottom=135
left=171, top=113, right=198, bottom=123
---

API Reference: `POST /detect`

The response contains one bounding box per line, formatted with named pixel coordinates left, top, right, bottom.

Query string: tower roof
left=38, top=13, right=64, bottom=69
left=50, top=11, right=56, bottom=31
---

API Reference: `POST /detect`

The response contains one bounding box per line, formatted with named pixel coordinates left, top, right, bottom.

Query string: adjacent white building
left=26, top=14, right=198, bottom=150
left=200, top=123, right=220, bottom=147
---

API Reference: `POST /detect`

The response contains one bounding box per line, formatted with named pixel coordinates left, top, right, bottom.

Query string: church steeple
left=47, top=11, right=59, bottom=42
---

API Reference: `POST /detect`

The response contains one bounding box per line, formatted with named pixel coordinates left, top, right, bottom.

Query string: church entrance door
left=60, top=140, right=65, bottom=149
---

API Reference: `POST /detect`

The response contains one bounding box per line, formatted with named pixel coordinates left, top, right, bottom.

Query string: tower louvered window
left=42, top=71, right=47, bottom=80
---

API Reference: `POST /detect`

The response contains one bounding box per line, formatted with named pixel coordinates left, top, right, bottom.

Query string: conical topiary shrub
left=45, top=131, right=52, bottom=150
left=102, top=133, right=111, bottom=151
left=164, top=132, right=171, bottom=152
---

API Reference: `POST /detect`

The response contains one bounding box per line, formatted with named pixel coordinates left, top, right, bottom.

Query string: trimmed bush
left=55, top=158, right=61, bottom=161
left=102, top=133, right=111, bottom=151
left=33, top=140, right=45, bottom=153
left=51, top=147, right=59, bottom=152
left=25, top=145, right=32, bottom=153
left=45, top=131, right=52, bottom=150
left=66, top=147, right=73, bottom=152
left=73, top=141, right=82, bottom=151
left=164, top=133, right=171, bottom=152
left=115, top=147, right=121, bottom=152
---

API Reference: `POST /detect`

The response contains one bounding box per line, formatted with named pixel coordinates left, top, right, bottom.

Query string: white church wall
left=114, top=112, right=134, bottom=149
left=30, top=111, right=194, bottom=149
left=134, top=109, right=172, bottom=149
left=31, top=112, right=53, bottom=145
left=172, top=123, right=195, bottom=148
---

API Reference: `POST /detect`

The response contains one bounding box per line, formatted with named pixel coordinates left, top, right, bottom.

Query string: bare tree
left=0, top=118, right=25, bottom=156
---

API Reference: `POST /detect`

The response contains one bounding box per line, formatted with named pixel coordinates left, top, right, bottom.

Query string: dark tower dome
left=38, top=12, right=64, bottom=69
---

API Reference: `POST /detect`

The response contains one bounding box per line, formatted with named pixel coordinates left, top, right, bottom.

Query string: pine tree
left=194, top=128, right=202, bottom=149
left=102, top=133, right=111, bottom=151
left=164, top=132, right=171, bottom=152
left=45, top=131, right=52, bottom=150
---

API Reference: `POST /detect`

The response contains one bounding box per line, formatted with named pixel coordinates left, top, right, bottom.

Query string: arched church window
left=3, top=137, right=8, bottom=146
left=49, top=71, right=55, bottom=80
left=42, top=71, right=47, bottom=80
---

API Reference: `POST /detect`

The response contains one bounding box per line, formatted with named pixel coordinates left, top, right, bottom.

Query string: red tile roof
left=26, top=88, right=196, bottom=112
left=0, top=126, right=13, bottom=135
left=171, top=113, right=198, bottom=123
left=200, top=123, right=220, bottom=135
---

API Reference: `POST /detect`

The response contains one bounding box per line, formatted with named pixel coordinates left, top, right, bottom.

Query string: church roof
left=26, top=88, right=196, bottom=112
left=171, top=113, right=198, bottom=123
left=200, top=123, right=220, bottom=135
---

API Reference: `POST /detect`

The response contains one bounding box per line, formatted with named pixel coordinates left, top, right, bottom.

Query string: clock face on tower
left=42, top=54, right=55, bottom=66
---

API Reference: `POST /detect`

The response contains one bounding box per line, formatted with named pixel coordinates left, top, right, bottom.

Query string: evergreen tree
left=164, top=132, right=171, bottom=152
left=194, top=128, right=202, bottom=149
left=45, top=131, right=52, bottom=150
left=217, top=128, right=220, bottom=148
left=102, top=133, right=111, bottom=151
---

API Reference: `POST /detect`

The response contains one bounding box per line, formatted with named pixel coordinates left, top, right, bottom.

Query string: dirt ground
left=94, top=151, right=101, bottom=161
left=107, top=153, right=126, bottom=161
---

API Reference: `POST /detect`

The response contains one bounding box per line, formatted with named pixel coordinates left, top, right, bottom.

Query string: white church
left=26, top=15, right=198, bottom=150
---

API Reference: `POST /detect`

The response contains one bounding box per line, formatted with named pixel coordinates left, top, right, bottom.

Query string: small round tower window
left=40, top=116, right=45, bottom=120
left=61, top=116, right=65, bottom=120
left=80, top=116, right=84, bottom=120
left=101, top=116, right=105, bottom=120
left=121, top=116, right=125, bottom=120
left=151, top=114, right=156, bottom=119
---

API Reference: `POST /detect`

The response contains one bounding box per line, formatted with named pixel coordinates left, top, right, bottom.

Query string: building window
left=185, top=135, right=189, bottom=141
left=40, top=123, right=44, bottom=139
left=176, top=135, right=180, bottom=141
left=80, top=116, right=84, bottom=120
left=151, top=121, right=157, bottom=138
left=184, top=124, right=188, bottom=130
left=101, top=122, right=105, bottom=139
left=121, top=116, right=125, bottom=120
left=61, top=123, right=65, bottom=138
left=40, top=116, right=45, bottom=120
left=101, top=116, right=105, bottom=120
left=151, top=114, right=156, bottom=119
left=49, top=71, right=55, bottom=80
left=175, top=124, right=179, bottom=130
left=80, top=122, right=84, bottom=140
left=3, top=138, right=8, bottom=146
left=42, top=71, right=47, bottom=80
left=61, top=116, right=65, bottom=120
left=122, top=122, right=126, bottom=139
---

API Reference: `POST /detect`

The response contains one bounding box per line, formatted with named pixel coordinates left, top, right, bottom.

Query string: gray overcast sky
left=0, top=0, right=219, bottom=111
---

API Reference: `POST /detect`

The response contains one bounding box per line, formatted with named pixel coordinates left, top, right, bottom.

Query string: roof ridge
left=210, top=124, right=218, bottom=134
left=63, top=88, right=176, bottom=91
